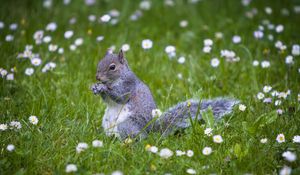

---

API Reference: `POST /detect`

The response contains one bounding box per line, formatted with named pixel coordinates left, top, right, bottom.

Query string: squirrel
left=91, top=50, right=239, bottom=140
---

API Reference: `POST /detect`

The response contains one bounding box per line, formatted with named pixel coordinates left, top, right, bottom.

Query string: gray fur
left=92, top=51, right=239, bottom=140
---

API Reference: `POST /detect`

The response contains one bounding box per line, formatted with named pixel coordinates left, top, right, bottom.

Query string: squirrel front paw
left=91, top=83, right=107, bottom=94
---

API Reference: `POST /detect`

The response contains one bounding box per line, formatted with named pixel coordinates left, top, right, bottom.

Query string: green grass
left=1, top=0, right=300, bottom=174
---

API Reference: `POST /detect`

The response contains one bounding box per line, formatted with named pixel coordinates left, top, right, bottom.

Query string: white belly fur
left=102, top=99, right=131, bottom=137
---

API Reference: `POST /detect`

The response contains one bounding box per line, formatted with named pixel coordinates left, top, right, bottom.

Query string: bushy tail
left=154, top=98, right=239, bottom=135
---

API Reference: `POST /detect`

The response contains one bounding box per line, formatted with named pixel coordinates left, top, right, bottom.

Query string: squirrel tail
left=154, top=98, right=239, bottom=135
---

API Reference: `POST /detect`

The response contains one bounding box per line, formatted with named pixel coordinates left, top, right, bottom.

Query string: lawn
left=1, top=0, right=300, bottom=174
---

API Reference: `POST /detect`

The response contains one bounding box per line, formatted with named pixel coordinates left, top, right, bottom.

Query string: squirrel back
left=92, top=50, right=238, bottom=140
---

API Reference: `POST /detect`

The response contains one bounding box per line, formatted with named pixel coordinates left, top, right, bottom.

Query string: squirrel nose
left=96, top=75, right=102, bottom=81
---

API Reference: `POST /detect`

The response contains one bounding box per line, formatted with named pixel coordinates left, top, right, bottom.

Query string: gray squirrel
left=91, top=50, right=239, bottom=140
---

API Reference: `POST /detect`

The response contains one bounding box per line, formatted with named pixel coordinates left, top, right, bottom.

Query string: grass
left=1, top=0, right=300, bottom=174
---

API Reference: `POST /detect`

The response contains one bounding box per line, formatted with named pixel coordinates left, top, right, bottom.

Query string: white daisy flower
left=58, top=48, right=64, bottom=54
left=0, top=124, right=8, bottom=131
left=291, top=44, right=300, bottom=56
left=159, top=148, right=173, bottom=159
left=179, top=20, right=188, bottom=28
left=277, top=109, right=283, bottom=115
left=275, top=100, right=282, bottom=106
left=76, top=142, right=88, bottom=153
left=186, top=150, right=194, bottom=157
left=215, top=32, right=223, bottom=39
left=9, top=121, right=22, bottom=129
left=261, top=60, right=270, bottom=68
left=232, top=35, right=241, bottom=44
left=279, top=165, right=291, bottom=175
left=96, top=36, right=104, bottom=42
left=293, top=135, right=300, bottom=143
left=176, top=150, right=185, bottom=156
left=43, top=36, right=52, bottom=43
left=29, top=115, right=38, bottom=125
left=276, top=25, right=284, bottom=33
left=121, top=44, right=130, bottom=52
left=252, top=60, right=259, bottom=66
left=25, top=68, right=34, bottom=76
left=46, top=22, right=57, bottom=31
left=33, top=30, right=44, bottom=41
left=213, top=135, right=223, bottom=143
left=88, top=15, right=96, bottom=22
left=64, top=30, right=74, bottom=39
left=202, top=147, right=212, bottom=155
left=43, top=0, right=52, bottom=8
left=265, top=7, right=272, bottom=14
left=256, top=92, right=265, bottom=100
left=204, top=39, right=213, bottom=46
left=140, top=0, right=151, bottom=10
left=31, top=57, right=42, bottom=66
left=238, top=104, right=246, bottom=111
left=112, top=170, right=123, bottom=175
left=7, top=144, right=15, bottom=152
left=69, top=44, right=77, bottom=51
left=74, top=38, right=84, bottom=46
left=263, top=85, right=272, bottom=93
left=92, top=140, right=103, bottom=147
left=282, top=151, right=297, bottom=162
left=148, top=146, right=158, bottom=153
left=210, top=58, right=220, bottom=67
left=203, top=46, right=211, bottom=53
left=0, top=21, right=4, bottom=29
left=177, top=73, right=183, bottom=79
left=276, top=133, right=285, bottom=143
left=5, top=34, right=14, bottom=42
left=141, top=39, right=153, bottom=49
left=65, top=164, right=77, bottom=173
left=260, top=138, right=268, bottom=144
left=151, top=109, right=162, bottom=118
left=204, top=128, right=213, bottom=136
left=6, top=73, right=14, bottom=80
left=253, top=30, right=264, bottom=39
left=100, top=14, right=111, bottom=23
left=48, top=44, right=58, bottom=52
left=1, top=69, right=8, bottom=77
left=165, top=45, right=176, bottom=54
left=285, top=55, right=294, bottom=65
left=9, top=23, right=18, bottom=30
left=178, top=56, right=185, bottom=64
left=186, top=168, right=196, bottom=174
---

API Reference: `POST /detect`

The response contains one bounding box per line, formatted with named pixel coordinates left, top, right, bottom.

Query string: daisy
left=92, top=140, right=103, bottom=147
left=261, top=60, right=270, bottom=68
left=25, top=68, right=34, bottom=76
left=293, top=135, right=300, bottom=143
left=276, top=133, right=285, bottom=143
left=0, top=21, right=4, bottom=29
left=7, top=144, right=15, bottom=152
left=256, top=92, right=265, bottom=100
left=65, top=164, right=77, bottom=173
left=260, top=138, right=268, bottom=144
left=0, top=124, right=8, bottom=131
left=148, top=146, right=158, bottom=153
left=179, top=20, right=188, bottom=28
left=151, top=109, right=162, bottom=118
left=291, top=44, right=300, bottom=56
left=76, top=142, right=88, bottom=153
left=210, top=58, right=220, bottom=67
left=186, top=150, right=194, bottom=157
left=165, top=45, right=176, bottom=54
left=31, top=57, right=42, bottom=66
left=265, top=7, right=272, bottom=14
left=5, top=35, right=14, bottom=42
left=186, top=168, right=196, bottom=174
left=64, top=30, right=74, bottom=39
left=159, top=148, right=173, bottom=159
left=176, top=150, right=185, bottom=156
left=285, top=55, right=294, bottom=65
left=43, top=36, right=52, bottom=43
left=279, top=166, right=291, bottom=175
left=275, top=100, right=282, bottom=106
left=140, top=0, right=151, bottom=10
left=204, top=128, right=213, bottom=136
left=178, top=56, right=185, bottom=64
left=276, top=25, right=284, bottom=33
left=213, top=135, right=223, bottom=143
left=253, top=30, right=264, bottom=39
left=33, top=30, right=44, bottom=41
left=96, top=36, right=104, bottom=42
left=74, top=38, right=84, bottom=46
left=121, top=44, right=130, bottom=52
left=9, top=121, right=22, bottom=129
left=112, top=171, right=123, bottom=175
left=29, top=115, right=38, bottom=125
left=46, top=22, right=57, bottom=31
left=48, top=44, right=58, bottom=52
left=204, top=39, right=213, bottom=46
left=58, top=48, right=64, bottom=54
left=6, top=73, right=14, bottom=80
left=282, top=151, right=297, bottom=162
left=203, top=46, right=211, bottom=53
left=88, top=15, right=96, bottom=22
left=202, top=147, right=212, bottom=155
left=141, top=39, right=153, bottom=49
left=232, top=35, right=241, bottom=44
left=100, top=14, right=111, bottom=23
left=252, top=60, right=259, bottom=66
left=263, top=85, right=272, bottom=93
left=69, top=44, right=77, bottom=51
left=9, top=23, right=18, bottom=30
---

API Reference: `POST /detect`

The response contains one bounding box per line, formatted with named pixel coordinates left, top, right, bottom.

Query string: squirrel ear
left=118, top=49, right=125, bottom=64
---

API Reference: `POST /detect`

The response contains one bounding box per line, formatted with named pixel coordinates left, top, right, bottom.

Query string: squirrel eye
left=109, top=64, right=116, bottom=71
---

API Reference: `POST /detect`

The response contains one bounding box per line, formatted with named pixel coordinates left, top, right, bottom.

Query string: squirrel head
left=96, top=49, right=128, bottom=85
